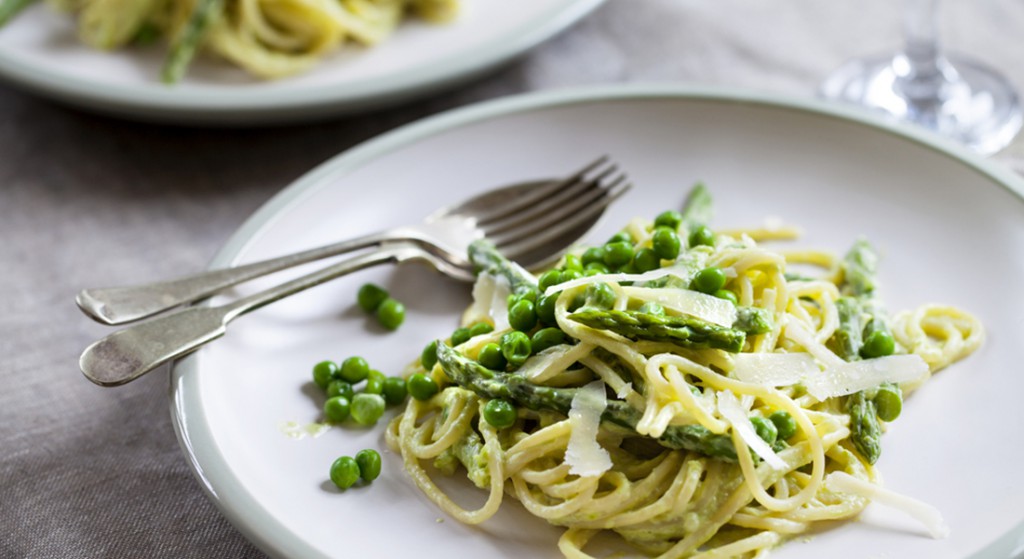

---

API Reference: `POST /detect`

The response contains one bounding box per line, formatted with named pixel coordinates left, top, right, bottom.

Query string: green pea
left=714, top=289, right=738, bottom=305
left=531, top=327, right=567, bottom=353
left=750, top=416, right=778, bottom=445
left=584, top=282, right=617, bottom=309
left=638, top=302, right=665, bottom=316
left=690, top=266, right=727, bottom=294
left=326, top=380, right=354, bottom=400
left=323, top=396, right=351, bottom=423
left=607, top=231, right=632, bottom=244
left=688, top=225, right=715, bottom=248
left=381, top=376, right=408, bottom=406
left=483, top=399, right=517, bottom=429
left=512, top=285, right=539, bottom=303
left=356, top=283, right=389, bottom=313
left=407, top=373, right=439, bottom=401
left=363, top=370, right=386, bottom=395
left=340, top=356, right=370, bottom=384
left=329, top=456, right=360, bottom=490
left=508, top=299, right=538, bottom=332
left=560, top=269, right=582, bottom=283
left=860, top=328, right=896, bottom=359
left=563, top=254, right=583, bottom=272
left=421, top=340, right=438, bottom=371
left=769, top=410, right=797, bottom=440
left=468, top=322, right=494, bottom=338
left=651, top=227, right=681, bottom=260
left=568, top=293, right=587, bottom=312
left=654, top=210, right=683, bottom=230
left=478, top=343, right=507, bottom=370
left=355, top=449, right=382, bottom=482
left=633, top=248, right=661, bottom=273
left=582, top=268, right=602, bottom=277
left=581, top=246, right=606, bottom=266
left=603, top=241, right=634, bottom=268
left=376, top=298, right=405, bottom=330
left=585, top=262, right=610, bottom=274
left=451, top=326, right=472, bottom=346
left=538, top=269, right=563, bottom=292
left=500, top=331, right=532, bottom=367
left=350, top=393, right=386, bottom=425
left=536, top=293, right=558, bottom=325
left=312, top=361, right=339, bottom=390
left=873, top=383, right=903, bottom=422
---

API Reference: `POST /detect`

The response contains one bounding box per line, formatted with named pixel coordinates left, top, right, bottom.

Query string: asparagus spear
left=831, top=240, right=901, bottom=464
left=468, top=239, right=538, bottom=295
left=680, top=183, right=713, bottom=231
left=733, top=306, right=773, bottom=335
left=846, top=391, right=881, bottom=463
left=568, top=309, right=746, bottom=353
left=839, top=238, right=878, bottom=297
left=0, top=0, right=36, bottom=28
left=161, top=0, right=223, bottom=83
left=435, top=342, right=738, bottom=461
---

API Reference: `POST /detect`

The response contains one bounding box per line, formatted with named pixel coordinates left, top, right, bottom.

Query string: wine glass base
left=820, top=53, right=1023, bottom=156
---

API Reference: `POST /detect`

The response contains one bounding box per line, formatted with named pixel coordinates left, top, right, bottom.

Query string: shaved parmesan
left=542, top=265, right=694, bottom=297
left=784, top=321, right=844, bottom=368
left=825, top=471, right=949, bottom=539
left=519, top=342, right=594, bottom=382
left=566, top=381, right=612, bottom=477
left=805, top=355, right=928, bottom=400
left=463, top=273, right=511, bottom=331
left=717, top=390, right=787, bottom=470
left=731, top=353, right=819, bottom=386
left=621, top=286, right=737, bottom=326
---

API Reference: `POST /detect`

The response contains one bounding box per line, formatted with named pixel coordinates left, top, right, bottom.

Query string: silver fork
left=77, top=157, right=626, bottom=326
left=79, top=158, right=631, bottom=387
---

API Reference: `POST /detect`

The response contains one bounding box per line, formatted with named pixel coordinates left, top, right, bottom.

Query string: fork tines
left=481, top=156, right=631, bottom=261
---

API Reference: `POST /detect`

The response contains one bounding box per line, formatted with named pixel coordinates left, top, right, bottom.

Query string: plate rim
left=0, top=0, right=605, bottom=123
left=169, top=84, right=1024, bottom=559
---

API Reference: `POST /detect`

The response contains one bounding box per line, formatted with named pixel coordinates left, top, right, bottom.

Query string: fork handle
left=80, top=244, right=415, bottom=387
left=76, top=227, right=421, bottom=325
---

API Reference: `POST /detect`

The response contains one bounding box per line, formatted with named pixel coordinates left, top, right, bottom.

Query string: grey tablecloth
left=2, top=2, right=1023, bottom=558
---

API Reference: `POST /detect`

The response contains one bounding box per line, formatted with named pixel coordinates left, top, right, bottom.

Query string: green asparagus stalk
left=468, top=239, right=538, bottom=294
left=680, top=183, right=713, bottom=231
left=831, top=241, right=901, bottom=464
left=435, top=342, right=738, bottom=461
left=846, top=391, right=881, bottom=464
left=839, top=238, right=878, bottom=297
left=568, top=309, right=746, bottom=353
left=161, top=0, right=223, bottom=83
left=829, top=296, right=864, bottom=360
left=0, top=0, right=36, bottom=28
left=733, top=306, right=773, bottom=335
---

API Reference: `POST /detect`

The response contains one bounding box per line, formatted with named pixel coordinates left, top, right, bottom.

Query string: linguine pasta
left=18, top=0, right=457, bottom=80
left=386, top=187, right=982, bottom=558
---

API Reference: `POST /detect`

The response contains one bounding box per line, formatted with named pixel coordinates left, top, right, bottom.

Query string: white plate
left=171, top=86, right=1024, bottom=558
left=0, top=0, right=602, bottom=124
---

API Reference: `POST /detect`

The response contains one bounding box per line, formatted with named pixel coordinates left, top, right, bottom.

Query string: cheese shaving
left=566, top=380, right=612, bottom=478
left=621, top=286, right=737, bottom=326
left=825, top=471, right=949, bottom=539
left=731, top=353, right=818, bottom=386
left=717, top=390, right=786, bottom=470
left=805, top=355, right=929, bottom=400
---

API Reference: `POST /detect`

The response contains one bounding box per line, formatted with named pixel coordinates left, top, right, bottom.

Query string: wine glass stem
left=897, top=0, right=950, bottom=100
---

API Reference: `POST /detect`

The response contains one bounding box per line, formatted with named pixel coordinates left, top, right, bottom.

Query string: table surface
left=2, top=2, right=1023, bottom=558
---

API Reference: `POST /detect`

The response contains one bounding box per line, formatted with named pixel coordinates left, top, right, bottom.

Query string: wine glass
left=820, top=0, right=1022, bottom=156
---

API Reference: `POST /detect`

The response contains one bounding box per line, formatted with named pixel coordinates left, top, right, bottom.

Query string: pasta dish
left=385, top=185, right=983, bottom=558
left=0, top=0, right=458, bottom=81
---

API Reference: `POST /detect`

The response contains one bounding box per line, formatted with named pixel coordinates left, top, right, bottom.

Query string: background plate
left=0, top=0, right=602, bottom=124
left=172, top=86, right=1024, bottom=558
